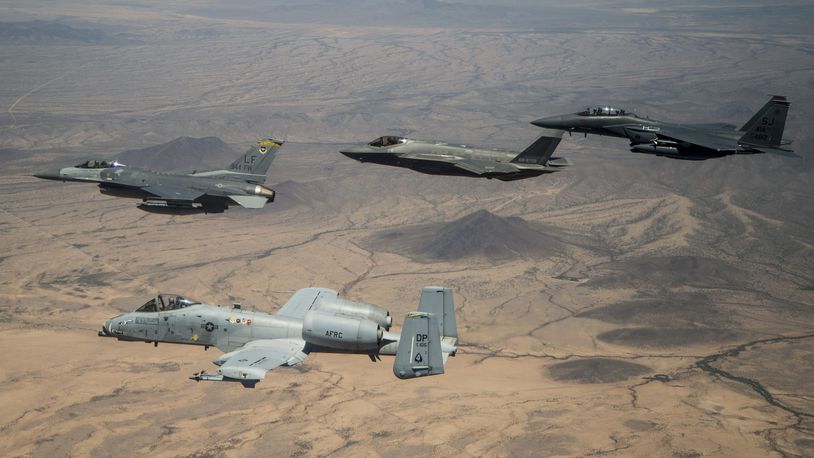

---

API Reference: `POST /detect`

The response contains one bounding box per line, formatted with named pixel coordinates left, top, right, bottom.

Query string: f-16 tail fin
left=511, top=129, right=563, bottom=165
left=393, top=286, right=458, bottom=379
left=228, top=138, right=284, bottom=176
left=738, top=96, right=790, bottom=148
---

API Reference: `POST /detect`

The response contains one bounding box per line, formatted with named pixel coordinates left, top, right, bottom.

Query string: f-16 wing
left=143, top=183, right=206, bottom=202
left=191, top=338, right=308, bottom=388
left=653, top=126, right=737, bottom=152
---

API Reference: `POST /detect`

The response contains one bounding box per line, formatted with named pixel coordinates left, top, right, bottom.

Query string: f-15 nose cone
left=33, top=168, right=62, bottom=180
left=531, top=115, right=567, bottom=129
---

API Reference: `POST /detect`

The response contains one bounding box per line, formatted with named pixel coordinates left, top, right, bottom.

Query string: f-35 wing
left=452, top=159, right=519, bottom=176
left=191, top=338, right=308, bottom=388
left=654, top=126, right=737, bottom=152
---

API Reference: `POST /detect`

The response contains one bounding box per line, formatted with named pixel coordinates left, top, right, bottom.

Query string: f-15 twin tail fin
left=739, top=96, right=792, bottom=151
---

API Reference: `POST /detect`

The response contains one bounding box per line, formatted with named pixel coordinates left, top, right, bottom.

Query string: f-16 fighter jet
left=34, top=138, right=283, bottom=213
left=99, top=287, right=458, bottom=387
left=340, top=130, right=566, bottom=181
left=532, top=96, right=793, bottom=160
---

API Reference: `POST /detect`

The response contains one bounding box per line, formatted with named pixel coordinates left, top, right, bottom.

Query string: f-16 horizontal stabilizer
left=393, top=311, right=445, bottom=379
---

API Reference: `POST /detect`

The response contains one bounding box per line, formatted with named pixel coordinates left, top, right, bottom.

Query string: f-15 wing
left=191, top=338, right=308, bottom=388
left=654, top=126, right=737, bottom=152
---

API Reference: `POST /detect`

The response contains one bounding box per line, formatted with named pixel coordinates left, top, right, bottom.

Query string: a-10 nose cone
left=531, top=115, right=569, bottom=129
left=33, top=168, right=63, bottom=180
left=98, top=320, right=114, bottom=337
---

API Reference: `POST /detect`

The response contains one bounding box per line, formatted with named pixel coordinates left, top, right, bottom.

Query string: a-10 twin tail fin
left=393, top=286, right=458, bottom=379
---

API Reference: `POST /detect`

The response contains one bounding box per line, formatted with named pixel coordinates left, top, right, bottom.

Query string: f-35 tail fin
left=228, top=138, right=284, bottom=176
left=511, top=129, right=564, bottom=165
left=738, top=96, right=790, bottom=148
left=393, top=286, right=458, bottom=379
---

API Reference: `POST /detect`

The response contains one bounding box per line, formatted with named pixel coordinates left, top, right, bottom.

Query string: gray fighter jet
left=34, top=138, right=283, bottom=213
left=340, top=130, right=566, bottom=181
left=532, top=96, right=793, bottom=160
left=99, top=286, right=458, bottom=387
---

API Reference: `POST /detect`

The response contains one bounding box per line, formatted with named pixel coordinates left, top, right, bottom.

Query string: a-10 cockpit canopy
left=368, top=136, right=409, bottom=147
left=75, top=160, right=125, bottom=169
left=577, top=107, right=632, bottom=117
left=136, top=294, right=201, bottom=313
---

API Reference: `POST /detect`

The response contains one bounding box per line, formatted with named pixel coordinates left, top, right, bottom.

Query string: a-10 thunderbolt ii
left=99, top=286, right=458, bottom=387
left=33, top=138, right=283, bottom=213
left=531, top=96, right=793, bottom=160
left=340, top=129, right=566, bottom=181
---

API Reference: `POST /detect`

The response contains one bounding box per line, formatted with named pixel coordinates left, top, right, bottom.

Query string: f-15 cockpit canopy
left=577, top=106, right=632, bottom=117
left=135, top=294, right=201, bottom=313
left=368, top=136, right=409, bottom=147
left=75, top=160, right=125, bottom=169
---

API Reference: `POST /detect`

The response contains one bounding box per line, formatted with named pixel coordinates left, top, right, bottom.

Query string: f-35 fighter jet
left=532, top=96, right=793, bottom=160
left=99, top=286, right=458, bottom=387
left=340, top=130, right=566, bottom=181
left=34, top=138, right=283, bottom=213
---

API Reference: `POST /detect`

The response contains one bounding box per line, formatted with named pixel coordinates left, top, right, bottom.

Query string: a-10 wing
left=192, top=338, right=308, bottom=388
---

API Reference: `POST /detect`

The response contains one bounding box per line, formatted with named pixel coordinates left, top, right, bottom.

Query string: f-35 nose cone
left=33, top=168, right=62, bottom=180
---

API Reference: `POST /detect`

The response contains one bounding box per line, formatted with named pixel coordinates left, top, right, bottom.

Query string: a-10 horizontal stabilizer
left=393, top=311, right=446, bottom=379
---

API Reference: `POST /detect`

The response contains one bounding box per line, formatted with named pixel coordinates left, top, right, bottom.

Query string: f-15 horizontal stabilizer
left=393, top=311, right=445, bottom=379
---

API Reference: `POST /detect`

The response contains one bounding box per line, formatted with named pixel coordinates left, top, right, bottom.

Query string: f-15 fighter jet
left=340, top=130, right=566, bottom=181
left=532, top=96, right=793, bottom=160
left=34, top=138, right=283, bottom=213
left=99, top=287, right=458, bottom=387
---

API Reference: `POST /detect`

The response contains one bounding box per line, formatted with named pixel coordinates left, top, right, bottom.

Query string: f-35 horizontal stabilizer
left=393, top=312, right=445, bottom=379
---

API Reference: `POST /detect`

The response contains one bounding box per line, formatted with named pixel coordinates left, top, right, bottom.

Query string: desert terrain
left=0, top=1, right=813, bottom=456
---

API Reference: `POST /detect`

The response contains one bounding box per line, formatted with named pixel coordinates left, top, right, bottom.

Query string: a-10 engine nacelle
left=313, top=297, right=392, bottom=330
left=302, top=310, right=383, bottom=351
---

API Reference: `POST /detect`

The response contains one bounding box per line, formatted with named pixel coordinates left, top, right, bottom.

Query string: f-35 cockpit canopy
left=368, top=136, right=408, bottom=147
left=135, top=294, right=201, bottom=313
left=75, top=160, right=125, bottom=169
left=577, top=107, right=632, bottom=117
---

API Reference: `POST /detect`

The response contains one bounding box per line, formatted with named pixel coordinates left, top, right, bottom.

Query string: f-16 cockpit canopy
left=368, top=136, right=408, bottom=147
left=577, top=107, right=632, bottom=117
left=136, top=294, right=201, bottom=313
left=75, top=160, right=125, bottom=169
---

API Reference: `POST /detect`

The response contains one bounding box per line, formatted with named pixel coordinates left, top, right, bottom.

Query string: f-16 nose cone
left=531, top=115, right=567, bottom=129
left=33, top=168, right=62, bottom=180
